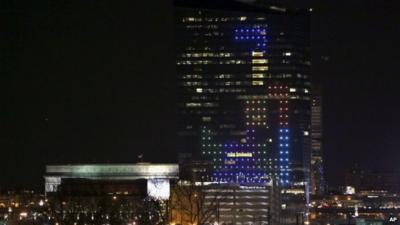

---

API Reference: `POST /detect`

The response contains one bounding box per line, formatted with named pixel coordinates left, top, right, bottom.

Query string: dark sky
left=1, top=0, right=400, bottom=190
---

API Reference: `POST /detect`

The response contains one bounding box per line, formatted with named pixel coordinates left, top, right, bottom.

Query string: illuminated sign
left=227, top=152, right=253, bottom=157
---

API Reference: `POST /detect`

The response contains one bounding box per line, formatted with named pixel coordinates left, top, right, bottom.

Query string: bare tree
left=170, top=181, right=226, bottom=225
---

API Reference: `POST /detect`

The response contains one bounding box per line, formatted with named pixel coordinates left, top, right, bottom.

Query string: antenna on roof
left=137, top=153, right=144, bottom=162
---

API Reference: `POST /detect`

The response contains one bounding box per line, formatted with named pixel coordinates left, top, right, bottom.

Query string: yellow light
left=252, top=51, right=264, bottom=57
left=252, top=81, right=264, bottom=86
left=252, top=59, right=268, bottom=64
left=252, top=66, right=268, bottom=71
left=227, top=152, right=252, bottom=157
left=252, top=73, right=266, bottom=78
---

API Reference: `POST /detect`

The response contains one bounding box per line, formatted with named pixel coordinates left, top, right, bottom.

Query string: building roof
left=45, top=163, right=179, bottom=180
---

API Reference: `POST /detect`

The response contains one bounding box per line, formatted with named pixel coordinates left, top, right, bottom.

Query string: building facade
left=175, top=0, right=311, bottom=191
left=311, top=86, right=324, bottom=194
left=44, top=163, right=179, bottom=199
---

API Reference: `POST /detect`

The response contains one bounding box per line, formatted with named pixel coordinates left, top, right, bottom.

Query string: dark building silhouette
left=345, top=166, right=400, bottom=193
left=311, top=86, right=325, bottom=194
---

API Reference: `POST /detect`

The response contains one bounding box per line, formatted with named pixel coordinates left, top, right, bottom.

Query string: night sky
left=2, top=0, right=400, bottom=190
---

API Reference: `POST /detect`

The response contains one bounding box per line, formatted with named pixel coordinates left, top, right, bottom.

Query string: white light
left=147, top=179, right=170, bottom=200
left=196, top=88, right=203, bottom=93
left=345, top=186, right=356, bottom=195
left=284, top=52, right=292, bottom=56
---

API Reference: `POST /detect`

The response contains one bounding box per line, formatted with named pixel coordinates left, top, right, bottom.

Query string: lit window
left=284, top=52, right=292, bottom=56
left=185, top=102, right=201, bottom=107
left=252, top=81, right=264, bottom=86
left=252, top=59, right=268, bottom=64
left=252, top=66, right=268, bottom=71
left=252, top=74, right=266, bottom=78
left=289, top=88, right=296, bottom=92
left=239, top=16, right=247, bottom=21
left=196, top=88, right=203, bottom=93
left=252, top=51, right=264, bottom=57
left=202, top=117, right=211, bottom=122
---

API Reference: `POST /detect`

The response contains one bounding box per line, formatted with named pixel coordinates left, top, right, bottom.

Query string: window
left=252, top=59, right=268, bottom=64
left=252, top=51, right=264, bottom=57
left=252, top=81, right=264, bottom=86
left=252, top=66, right=268, bottom=71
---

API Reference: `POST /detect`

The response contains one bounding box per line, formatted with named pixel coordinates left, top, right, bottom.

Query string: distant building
left=311, top=86, right=325, bottom=194
left=345, top=167, right=400, bottom=193
left=42, top=163, right=179, bottom=224
left=310, top=192, right=400, bottom=225
left=44, top=163, right=179, bottom=199
left=170, top=182, right=280, bottom=225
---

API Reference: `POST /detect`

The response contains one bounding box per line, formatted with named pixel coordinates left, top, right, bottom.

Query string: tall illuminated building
left=175, top=0, right=311, bottom=190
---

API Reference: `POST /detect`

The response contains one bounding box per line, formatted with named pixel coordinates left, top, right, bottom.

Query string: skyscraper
left=311, top=86, right=325, bottom=194
left=175, top=0, right=311, bottom=191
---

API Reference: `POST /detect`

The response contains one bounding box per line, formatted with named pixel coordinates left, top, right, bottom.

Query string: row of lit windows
left=245, top=108, right=267, bottom=111
left=246, top=122, right=267, bottom=126
left=181, top=17, right=266, bottom=23
left=252, top=66, right=268, bottom=71
left=194, top=88, right=247, bottom=93
left=181, top=74, right=203, bottom=79
left=185, top=25, right=219, bottom=29
left=190, top=81, right=267, bottom=87
left=177, top=60, right=247, bottom=65
left=246, top=115, right=267, bottom=119
left=181, top=52, right=234, bottom=58
left=213, top=165, right=269, bottom=169
left=185, top=102, right=218, bottom=107
left=217, top=158, right=271, bottom=162
left=190, top=32, right=228, bottom=37
left=182, top=81, right=208, bottom=86
left=246, top=100, right=267, bottom=104
left=201, top=144, right=268, bottom=148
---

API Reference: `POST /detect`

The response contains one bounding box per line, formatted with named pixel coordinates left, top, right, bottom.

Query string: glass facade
left=175, top=0, right=311, bottom=189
